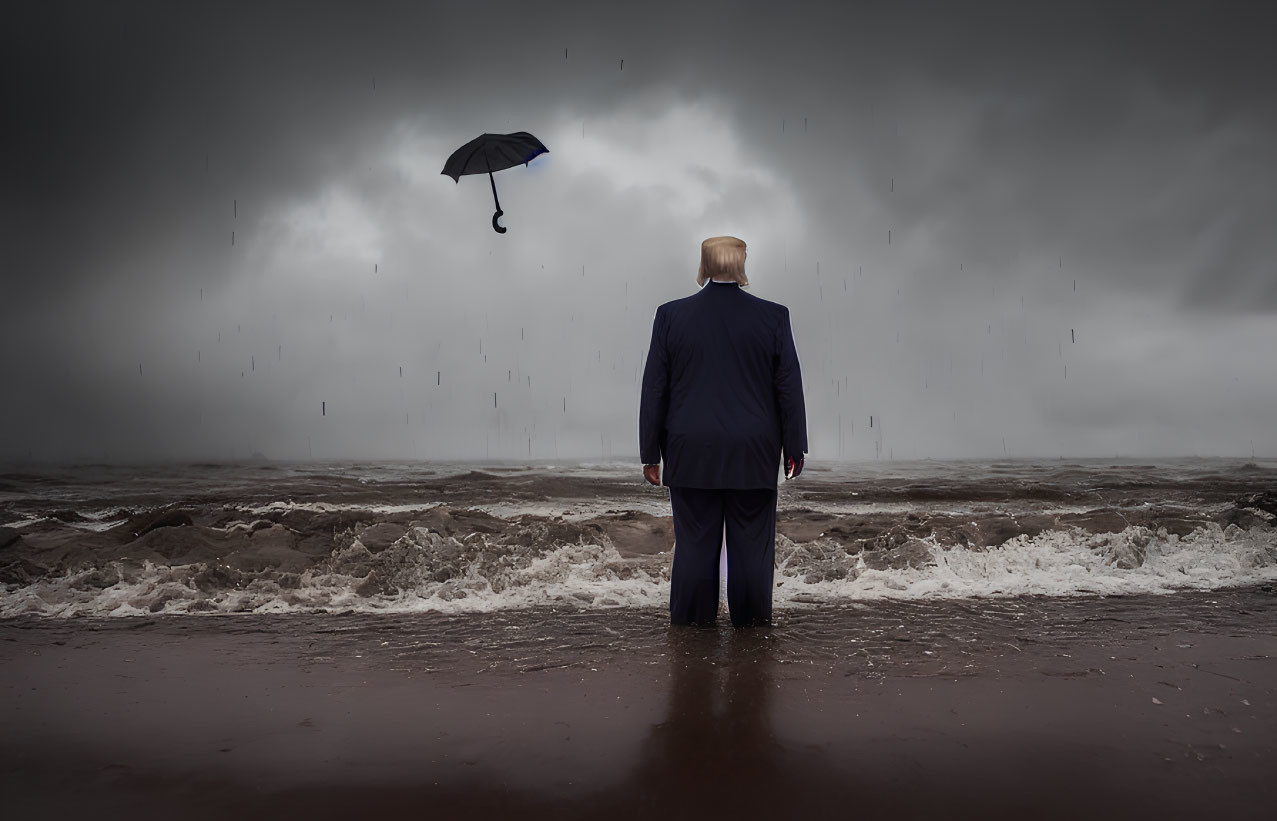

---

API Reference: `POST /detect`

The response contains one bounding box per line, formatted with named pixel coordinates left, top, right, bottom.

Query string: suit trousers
left=668, top=486, right=778, bottom=628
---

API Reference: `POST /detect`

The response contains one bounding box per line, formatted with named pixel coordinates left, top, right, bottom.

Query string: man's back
left=639, top=281, right=807, bottom=489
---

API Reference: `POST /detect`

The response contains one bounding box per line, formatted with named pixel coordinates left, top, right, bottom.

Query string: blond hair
left=697, top=236, right=748, bottom=287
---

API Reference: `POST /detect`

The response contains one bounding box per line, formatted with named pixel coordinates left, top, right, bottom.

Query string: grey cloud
left=3, top=0, right=1275, bottom=462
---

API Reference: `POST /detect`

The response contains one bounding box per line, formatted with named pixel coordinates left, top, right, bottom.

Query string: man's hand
left=785, top=456, right=804, bottom=480
left=643, top=464, right=661, bottom=486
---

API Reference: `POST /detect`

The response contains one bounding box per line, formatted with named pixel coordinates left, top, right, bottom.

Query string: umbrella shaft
left=489, top=171, right=501, bottom=210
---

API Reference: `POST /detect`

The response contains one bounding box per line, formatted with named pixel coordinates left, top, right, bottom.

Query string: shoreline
left=3, top=590, right=1274, bottom=819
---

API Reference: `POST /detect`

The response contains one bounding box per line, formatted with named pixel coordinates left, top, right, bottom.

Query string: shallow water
left=6, top=585, right=1274, bottom=680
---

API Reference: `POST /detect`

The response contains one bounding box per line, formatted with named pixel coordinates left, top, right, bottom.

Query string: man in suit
left=639, top=236, right=808, bottom=628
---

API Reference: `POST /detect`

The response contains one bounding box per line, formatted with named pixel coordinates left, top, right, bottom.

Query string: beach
left=2, top=589, right=1274, bottom=819
left=2, top=457, right=1275, bottom=817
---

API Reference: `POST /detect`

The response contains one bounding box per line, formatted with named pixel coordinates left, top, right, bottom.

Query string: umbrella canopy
left=442, top=131, right=549, bottom=233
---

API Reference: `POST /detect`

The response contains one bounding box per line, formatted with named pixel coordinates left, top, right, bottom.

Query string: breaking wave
left=4, top=458, right=1275, bottom=617
left=3, top=518, right=1274, bottom=618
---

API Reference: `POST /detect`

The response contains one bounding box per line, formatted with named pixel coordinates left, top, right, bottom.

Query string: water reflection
left=614, top=625, right=791, bottom=815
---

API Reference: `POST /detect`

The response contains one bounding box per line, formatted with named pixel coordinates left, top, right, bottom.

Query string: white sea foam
left=6, top=515, right=130, bottom=533
left=234, top=500, right=448, bottom=516
left=6, top=516, right=52, bottom=529
left=62, top=508, right=130, bottom=532
left=777, top=521, right=1277, bottom=602
left=467, top=499, right=675, bottom=520
left=1, top=520, right=1273, bottom=618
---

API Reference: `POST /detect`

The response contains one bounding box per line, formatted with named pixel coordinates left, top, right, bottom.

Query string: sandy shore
left=2, top=590, right=1274, bottom=819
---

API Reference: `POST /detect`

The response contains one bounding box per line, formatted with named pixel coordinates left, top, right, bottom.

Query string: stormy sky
left=3, top=0, right=1274, bottom=464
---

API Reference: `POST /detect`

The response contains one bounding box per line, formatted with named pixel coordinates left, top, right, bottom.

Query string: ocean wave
left=3, top=519, right=1274, bottom=618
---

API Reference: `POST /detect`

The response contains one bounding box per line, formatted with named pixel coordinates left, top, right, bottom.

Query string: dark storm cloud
left=2, top=0, right=1275, bottom=462
left=6, top=0, right=1275, bottom=306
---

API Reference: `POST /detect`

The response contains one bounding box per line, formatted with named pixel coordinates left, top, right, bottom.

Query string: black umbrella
left=441, top=131, right=549, bottom=233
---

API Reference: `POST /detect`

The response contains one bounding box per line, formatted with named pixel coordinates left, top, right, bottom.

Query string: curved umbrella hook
left=488, top=170, right=506, bottom=234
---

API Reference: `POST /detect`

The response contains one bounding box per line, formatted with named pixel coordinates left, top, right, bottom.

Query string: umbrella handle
left=489, top=171, right=507, bottom=234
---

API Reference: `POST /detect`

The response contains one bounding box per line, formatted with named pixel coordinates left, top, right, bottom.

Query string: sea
left=2, top=457, right=1274, bottom=619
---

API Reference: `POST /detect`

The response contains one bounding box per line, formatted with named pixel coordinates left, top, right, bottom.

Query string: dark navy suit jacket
left=639, top=280, right=807, bottom=489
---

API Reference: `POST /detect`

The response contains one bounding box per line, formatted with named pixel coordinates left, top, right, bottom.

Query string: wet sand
left=2, top=588, right=1274, bottom=820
